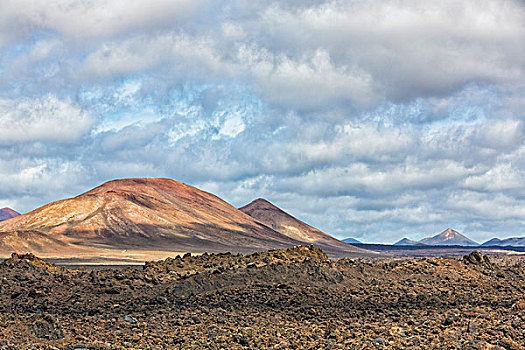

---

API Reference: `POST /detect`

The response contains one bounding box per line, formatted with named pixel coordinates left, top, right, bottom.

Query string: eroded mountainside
left=0, top=179, right=368, bottom=258
left=0, top=179, right=305, bottom=255
left=240, top=198, right=365, bottom=255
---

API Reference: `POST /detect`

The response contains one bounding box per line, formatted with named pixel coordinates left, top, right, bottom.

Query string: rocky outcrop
left=463, top=251, right=492, bottom=267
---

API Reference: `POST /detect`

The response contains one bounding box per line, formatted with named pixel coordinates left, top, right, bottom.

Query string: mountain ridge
left=481, top=237, right=525, bottom=247
left=0, top=178, right=370, bottom=258
left=394, top=237, right=423, bottom=246
left=0, top=178, right=305, bottom=256
left=239, top=198, right=367, bottom=255
left=342, top=237, right=361, bottom=244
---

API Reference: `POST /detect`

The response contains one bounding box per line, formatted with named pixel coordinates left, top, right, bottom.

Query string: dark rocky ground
left=0, top=246, right=524, bottom=349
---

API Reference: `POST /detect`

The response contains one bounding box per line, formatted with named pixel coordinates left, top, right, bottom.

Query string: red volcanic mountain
left=239, top=198, right=367, bottom=255
left=0, top=208, right=19, bottom=221
left=0, top=178, right=311, bottom=256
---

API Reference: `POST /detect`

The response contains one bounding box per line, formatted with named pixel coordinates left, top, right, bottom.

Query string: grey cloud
left=0, top=0, right=209, bottom=47
left=1, top=0, right=525, bottom=244
left=3, top=0, right=521, bottom=110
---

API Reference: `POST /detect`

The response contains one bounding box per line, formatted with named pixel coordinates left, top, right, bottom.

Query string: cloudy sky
left=1, top=0, right=524, bottom=243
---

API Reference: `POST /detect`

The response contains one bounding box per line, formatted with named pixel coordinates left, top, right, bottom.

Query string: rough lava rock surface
left=0, top=247, right=524, bottom=349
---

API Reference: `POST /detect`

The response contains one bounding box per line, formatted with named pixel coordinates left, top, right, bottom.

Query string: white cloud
left=446, top=191, right=525, bottom=221
left=215, top=112, right=246, bottom=139
left=0, top=95, right=94, bottom=144
left=476, top=119, right=524, bottom=150
left=463, top=163, right=523, bottom=192
left=0, top=157, right=90, bottom=212
left=243, top=48, right=375, bottom=109
left=278, top=159, right=482, bottom=197
left=80, top=33, right=234, bottom=80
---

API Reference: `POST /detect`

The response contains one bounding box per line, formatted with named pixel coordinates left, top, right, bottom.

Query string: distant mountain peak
left=481, top=237, right=525, bottom=247
left=442, top=228, right=458, bottom=237
left=419, top=228, right=478, bottom=246
left=251, top=198, right=270, bottom=204
left=342, top=237, right=361, bottom=244
left=1, top=207, right=17, bottom=212
left=394, top=237, right=420, bottom=245
left=0, top=208, right=20, bottom=221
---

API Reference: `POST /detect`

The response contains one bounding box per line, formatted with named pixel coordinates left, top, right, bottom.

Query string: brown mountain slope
left=239, top=198, right=368, bottom=255
left=0, top=230, right=96, bottom=256
left=0, top=178, right=308, bottom=256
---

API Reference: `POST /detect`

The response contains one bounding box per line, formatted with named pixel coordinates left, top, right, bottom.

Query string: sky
left=1, top=0, right=524, bottom=244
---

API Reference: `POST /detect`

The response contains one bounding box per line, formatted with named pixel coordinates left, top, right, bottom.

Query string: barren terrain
left=0, top=246, right=524, bottom=349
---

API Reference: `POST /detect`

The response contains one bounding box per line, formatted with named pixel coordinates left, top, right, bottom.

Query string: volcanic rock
left=1, top=246, right=525, bottom=348
left=463, top=251, right=491, bottom=267
left=1, top=252, right=62, bottom=272
left=31, top=314, right=64, bottom=340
